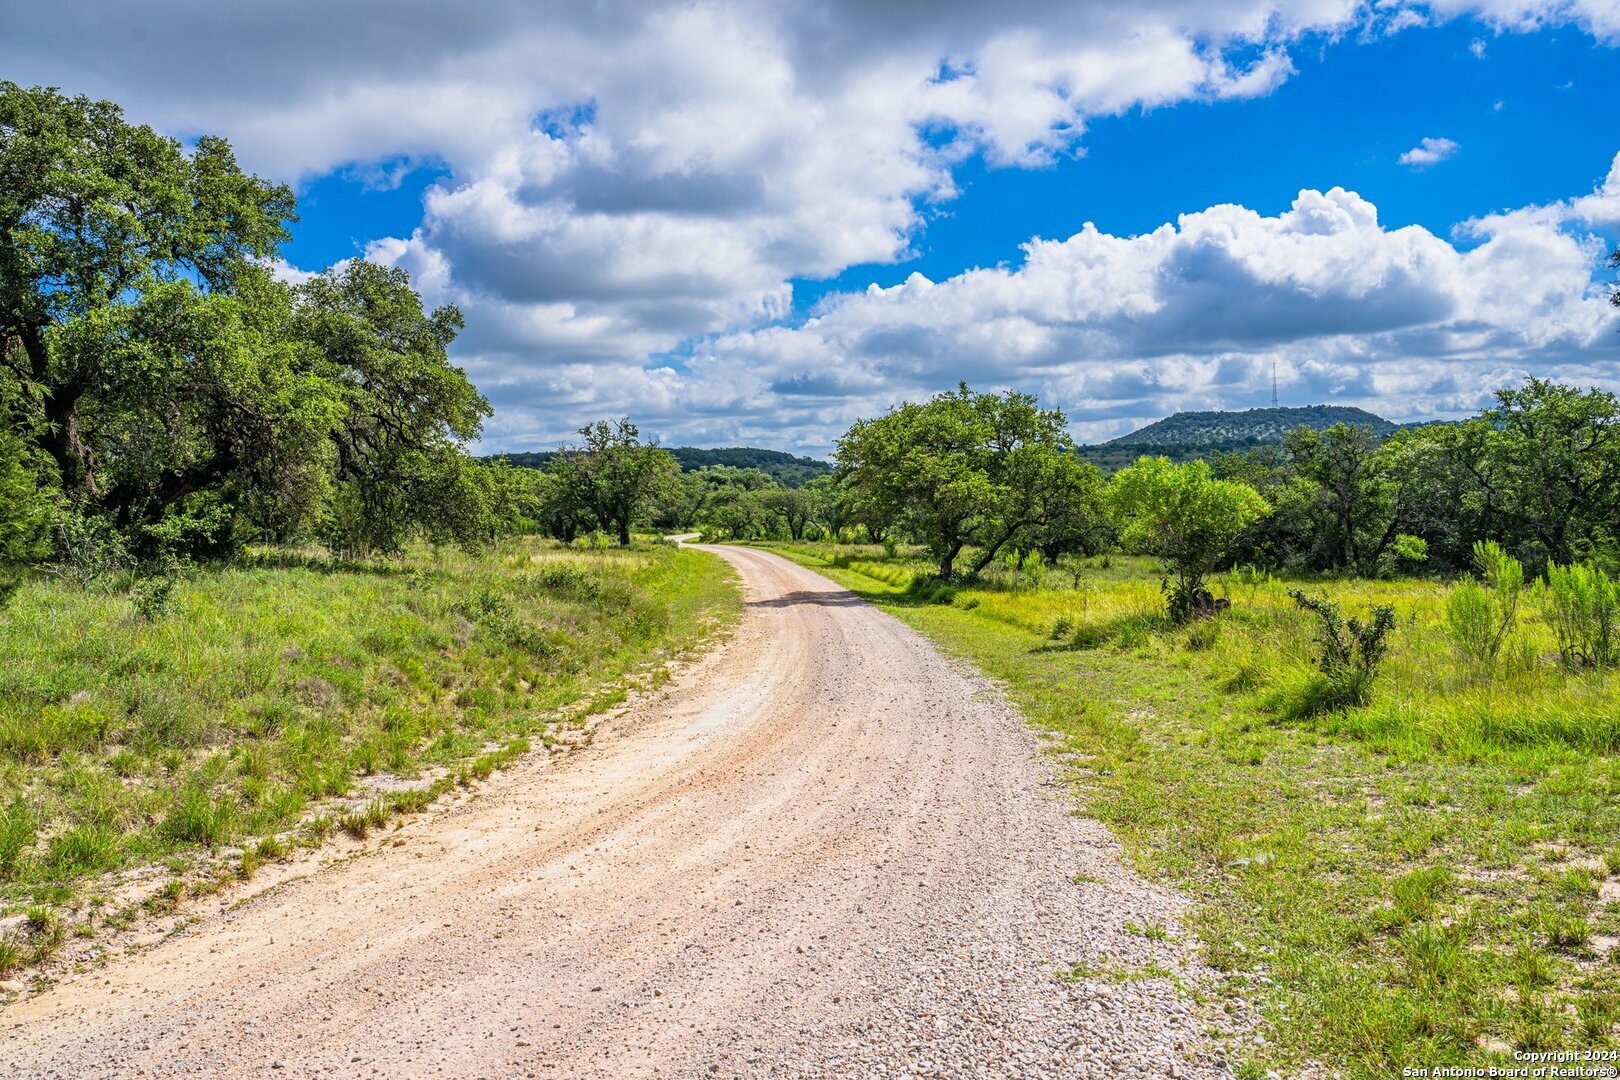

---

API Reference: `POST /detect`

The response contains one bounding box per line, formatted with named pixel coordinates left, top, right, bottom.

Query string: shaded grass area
left=762, top=542, right=1620, bottom=1078
left=0, top=538, right=739, bottom=970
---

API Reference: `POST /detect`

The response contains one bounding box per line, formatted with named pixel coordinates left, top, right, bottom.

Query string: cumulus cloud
left=655, top=183, right=1619, bottom=447
left=1399, top=136, right=1461, bottom=167
left=3, top=0, right=1617, bottom=449
left=1566, top=151, right=1620, bottom=227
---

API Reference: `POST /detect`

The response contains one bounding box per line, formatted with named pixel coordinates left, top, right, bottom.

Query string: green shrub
left=1535, top=561, right=1619, bottom=669
left=1444, top=543, right=1524, bottom=672
left=1288, top=589, right=1397, bottom=712
left=131, top=574, right=177, bottom=620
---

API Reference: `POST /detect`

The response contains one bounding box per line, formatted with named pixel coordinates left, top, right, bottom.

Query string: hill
left=491, top=446, right=833, bottom=487
left=1079, top=405, right=1398, bottom=471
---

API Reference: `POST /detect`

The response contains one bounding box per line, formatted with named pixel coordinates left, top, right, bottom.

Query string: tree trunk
left=618, top=520, right=631, bottom=546
left=967, top=523, right=1022, bottom=578
left=938, top=540, right=962, bottom=580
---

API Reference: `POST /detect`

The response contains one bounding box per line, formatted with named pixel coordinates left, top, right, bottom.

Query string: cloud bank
left=3, top=0, right=1617, bottom=450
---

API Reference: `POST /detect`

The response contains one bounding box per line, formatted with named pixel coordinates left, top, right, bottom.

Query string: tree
left=550, top=419, right=678, bottom=545
left=763, top=486, right=817, bottom=540
left=0, top=82, right=296, bottom=513
left=1283, top=423, right=1398, bottom=572
left=800, top=474, right=851, bottom=538
left=835, top=384, right=1081, bottom=579
left=298, top=261, right=490, bottom=556
left=1481, top=379, right=1620, bottom=568
left=1107, top=456, right=1270, bottom=621
left=1025, top=454, right=1110, bottom=561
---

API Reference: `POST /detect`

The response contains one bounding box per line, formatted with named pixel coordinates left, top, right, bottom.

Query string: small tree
left=1106, top=457, right=1270, bottom=621
left=550, top=420, right=678, bottom=546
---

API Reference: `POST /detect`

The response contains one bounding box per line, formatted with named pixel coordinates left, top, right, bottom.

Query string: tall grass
left=764, top=540, right=1620, bottom=1076
left=0, top=537, right=738, bottom=923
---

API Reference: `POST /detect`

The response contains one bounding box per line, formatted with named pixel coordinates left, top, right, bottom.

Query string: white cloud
left=635, top=184, right=1619, bottom=448
left=1399, top=136, right=1461, bottom=167
left=3, top=1, right=1617, bottom=449
left=1557, top=150, right=1620, bottom=228
left=1470, top=36, right=1489, bottom=55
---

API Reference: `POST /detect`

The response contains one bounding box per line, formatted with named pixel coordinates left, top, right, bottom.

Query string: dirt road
left=2, top=545, right=1230, bottom=1078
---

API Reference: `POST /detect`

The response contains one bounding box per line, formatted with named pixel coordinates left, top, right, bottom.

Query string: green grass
left=761, top=542, right=1620, bottom=1077
left=0, top=536, right=738, bottom=949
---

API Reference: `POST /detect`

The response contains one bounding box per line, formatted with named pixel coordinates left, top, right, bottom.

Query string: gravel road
left=2, top=545, right=1233, bottom=1078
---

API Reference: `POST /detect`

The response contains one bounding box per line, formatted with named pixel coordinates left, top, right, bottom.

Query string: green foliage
left=1535, top=561, right=1620, bottom=670
left=1287, top=589, right=1397, bottom=711
left=1107, top=457, right=1269, bottom=620
left=0, top=84, right=498, bottom=568
left=547, top=419, right=679, bottom=546
left=836, top=383, right=1104, bottom=579
left=301, top=260, right=490, bottom=556
left=1443, top=542, right=1524, bottom=669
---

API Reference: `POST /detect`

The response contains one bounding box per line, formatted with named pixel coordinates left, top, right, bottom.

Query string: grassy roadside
left=0, top=537, right=739, bottom=976
left=760, top=542, right=1620, bottom=1079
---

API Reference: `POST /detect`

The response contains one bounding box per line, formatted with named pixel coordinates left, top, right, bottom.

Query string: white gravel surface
left=1, top=544, right=1236, bottom=1078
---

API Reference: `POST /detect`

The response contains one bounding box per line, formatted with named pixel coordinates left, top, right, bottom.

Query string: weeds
left=1286, top=589, right=1397, bottom=713
left=1535, top=561, right=1619, bottom=669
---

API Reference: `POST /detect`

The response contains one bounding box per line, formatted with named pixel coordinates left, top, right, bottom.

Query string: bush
left=1288, top=589, right=1397, bottom=712
left=1535, top=561, right=1619, bottom=670
left=1444, top=544, right=1521, bottom=671
left=44, top=513, right=130, bottom=588
left=1444, top=581, right=1498, bottom=665
left=131, top=574, right=177, bottom=621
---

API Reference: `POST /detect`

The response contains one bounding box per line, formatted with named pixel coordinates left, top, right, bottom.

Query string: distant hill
left=1079, top=405, right=1399, bottom=471
left=490, top=446, right=833, bottom=487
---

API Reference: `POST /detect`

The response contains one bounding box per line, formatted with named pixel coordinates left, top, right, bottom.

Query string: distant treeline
left=490, top=447, right=831, bottom=487
left=1078, top=405, right=1411, bottom=472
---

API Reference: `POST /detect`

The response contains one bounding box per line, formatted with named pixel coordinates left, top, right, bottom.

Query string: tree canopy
left=0, top=82, right=499, bottom=567
left=548, top=420, right=679, bottom=546
left=1107, top=456, right=1270, bottom=619
left=836, top=384, right=1107, bottom=579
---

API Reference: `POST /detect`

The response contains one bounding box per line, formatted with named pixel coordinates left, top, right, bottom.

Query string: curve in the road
left=2, top=545, right=1231, bottom=1079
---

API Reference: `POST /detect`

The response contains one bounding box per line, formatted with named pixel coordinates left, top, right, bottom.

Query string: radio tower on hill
left=1271, top=361, right=1279, bottom=408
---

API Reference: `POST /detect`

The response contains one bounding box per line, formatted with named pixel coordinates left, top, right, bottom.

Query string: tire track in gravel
left=1, top=544, right=1235, bottom=1079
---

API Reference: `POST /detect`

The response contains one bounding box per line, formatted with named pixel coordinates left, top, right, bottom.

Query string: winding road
left=2, top=545, right=1229, bottom=1078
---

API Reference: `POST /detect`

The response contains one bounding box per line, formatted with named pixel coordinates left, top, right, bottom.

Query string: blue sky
left=8, top=0, right=1619, bottom=451
left=798, top=20, right=1617, bottom=311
